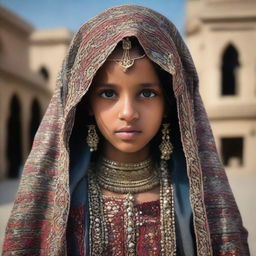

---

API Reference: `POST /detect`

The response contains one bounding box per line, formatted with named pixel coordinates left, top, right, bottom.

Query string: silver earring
left=159, top=123, right=173, bottom=160
left=86, top=125, right=99, bottom=152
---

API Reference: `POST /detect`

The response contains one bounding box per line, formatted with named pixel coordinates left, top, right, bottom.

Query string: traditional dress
left=2, top=4, right=249, bottom=256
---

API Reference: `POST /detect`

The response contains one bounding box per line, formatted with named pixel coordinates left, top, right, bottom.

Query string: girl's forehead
left=92, top=56, right=160, bottom=85
left=108, top=47, right=144, bottom=59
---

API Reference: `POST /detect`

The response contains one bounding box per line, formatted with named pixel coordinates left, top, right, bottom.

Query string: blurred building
left=0, top=6, right=73, bottom=179
left=186, top=0, right=256, bottom=253
left=186, top=0, right=256, bottom=172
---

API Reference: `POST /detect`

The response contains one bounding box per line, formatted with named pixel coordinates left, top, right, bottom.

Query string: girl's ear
left=163, top=112, right=168, bottom=120
left=88, top=105, right=93, bottom=116
left=87, top=96, right=94, bottom=116
left=88, top=107, right=94, bottom=116
left=162, top=113, right=170, bottom=125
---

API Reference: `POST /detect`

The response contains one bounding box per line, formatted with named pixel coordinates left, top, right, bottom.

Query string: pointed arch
left=221, top=44, right=240, bottom=95
left=29, top=98, right=42, bottom=148
left=6, top=94, right=23, bottom=178
left=39, top=66, right=50, bottom=81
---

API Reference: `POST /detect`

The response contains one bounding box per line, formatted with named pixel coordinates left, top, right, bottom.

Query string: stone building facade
left=186, top=0, right=256, bottom=253
left=0, top=6, right=72, bottom=179
left=186, top=0, right=256, bottom=172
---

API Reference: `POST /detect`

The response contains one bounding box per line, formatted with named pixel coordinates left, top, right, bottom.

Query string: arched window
left=6, top=95, right=23, bottom=178
left=29, top=99, right=42, bottom=148
left=39, top=66, right=50, bottom=81
left=221, top=44, right=240, bottom=96
left=221, top=137, right=244, bottom=167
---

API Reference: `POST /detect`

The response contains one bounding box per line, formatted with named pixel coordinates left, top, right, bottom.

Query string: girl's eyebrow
left=94, top=83, right=116, bottom=88
left=140, top=83, right=160, bottom=88
left=95, top=83, right=160, bottom=88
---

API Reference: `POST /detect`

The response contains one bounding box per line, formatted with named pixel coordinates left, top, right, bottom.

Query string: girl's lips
left=115, top=131, right=141, bottom=140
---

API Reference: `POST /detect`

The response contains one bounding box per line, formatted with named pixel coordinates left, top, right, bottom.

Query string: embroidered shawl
left=2, top=5, right=249, bottom=256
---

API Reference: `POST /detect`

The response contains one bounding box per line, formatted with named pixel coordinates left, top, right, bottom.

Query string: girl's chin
left=102, top=140, right=150, bottom=156
left=111, top=144, right=149, bottom=155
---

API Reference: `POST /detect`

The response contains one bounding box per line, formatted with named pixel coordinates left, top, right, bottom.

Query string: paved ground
left=0, top=179, right=20, bottom=253
left=226, top=171, right=256, bottom=255
left=0, top=173, right=255, bottom=254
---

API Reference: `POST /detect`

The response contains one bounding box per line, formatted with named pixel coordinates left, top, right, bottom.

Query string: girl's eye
left=140, top=89, right=157, bottom=98
left=100, top=90, right=116, bottom=99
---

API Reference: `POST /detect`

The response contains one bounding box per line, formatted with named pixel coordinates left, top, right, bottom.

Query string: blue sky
left=0, top=0, right=185, bottom=34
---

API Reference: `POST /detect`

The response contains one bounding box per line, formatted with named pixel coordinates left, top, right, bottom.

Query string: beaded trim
left=88, top=172, right=107, bottom=255
left=159, top=160, right=176, bottom=255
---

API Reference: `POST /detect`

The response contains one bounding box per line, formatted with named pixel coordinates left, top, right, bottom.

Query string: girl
left=2, top=5, right=249, bottom=256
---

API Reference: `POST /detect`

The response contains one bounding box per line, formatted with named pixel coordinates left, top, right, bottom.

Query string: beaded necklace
left=88, top=159, right=176, bottom=256
left=97, top=157, right=159, bottom=194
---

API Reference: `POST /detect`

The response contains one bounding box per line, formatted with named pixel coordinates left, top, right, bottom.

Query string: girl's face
left=89, top=53, right=165, bottom=160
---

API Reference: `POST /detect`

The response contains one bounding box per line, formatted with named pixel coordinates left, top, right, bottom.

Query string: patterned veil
left=2, top=5, right=249, bottom=256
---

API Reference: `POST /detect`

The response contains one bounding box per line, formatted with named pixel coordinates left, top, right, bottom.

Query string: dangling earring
left=159, top=123, right=173, bottom=160
left=86, top=125, right=99, bottom=152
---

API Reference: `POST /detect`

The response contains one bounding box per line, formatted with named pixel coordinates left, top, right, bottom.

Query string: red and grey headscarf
left=3, top=5, right=249, bottom=256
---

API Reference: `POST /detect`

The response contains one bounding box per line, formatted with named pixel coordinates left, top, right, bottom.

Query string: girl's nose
left=118, top=97, right=139, bottom=123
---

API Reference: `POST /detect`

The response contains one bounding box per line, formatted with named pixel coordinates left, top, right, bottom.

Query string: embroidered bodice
left=102, top=196, right=161, bottom=256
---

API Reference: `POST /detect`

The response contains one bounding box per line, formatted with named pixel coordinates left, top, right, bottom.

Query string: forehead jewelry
left=108, top=38, right=146, bottom=72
